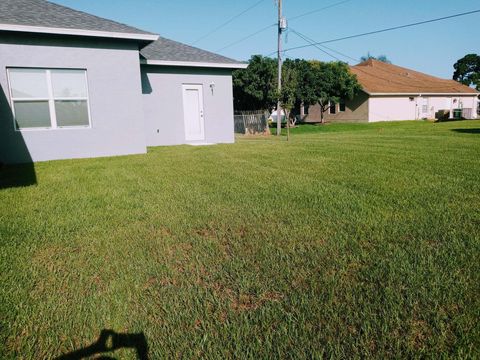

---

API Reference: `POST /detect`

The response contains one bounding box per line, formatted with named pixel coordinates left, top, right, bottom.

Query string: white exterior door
left=182, top=84, right=205, bottom=141
left=418, top=97, right=430, bottom=119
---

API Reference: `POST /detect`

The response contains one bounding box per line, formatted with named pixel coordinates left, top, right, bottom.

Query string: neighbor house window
left=8, top=68, right=91, bottom=130
left=421, top=98, right=429, bottom=114
left=339, top=100, right=346, bottom=112
left=329, top=102, right=336, bottom=114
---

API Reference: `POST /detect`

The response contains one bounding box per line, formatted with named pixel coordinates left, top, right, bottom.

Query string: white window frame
left=420, top=97, right=429, bottom=115
left=6, top=67, right=92, bottom=131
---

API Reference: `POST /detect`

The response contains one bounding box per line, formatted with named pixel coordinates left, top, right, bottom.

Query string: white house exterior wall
left=368, top=97, right=416, bottom=122
left=368, top=95, right=478, bottom=122
left=458, top=96, right=478, bottom=119
left=428, top=96, right=477, bottom=119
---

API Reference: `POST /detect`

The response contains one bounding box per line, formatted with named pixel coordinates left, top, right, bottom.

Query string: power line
left=290, top=28, right=359, bottom=62
left=217, top=23, right=276, bottom=52
left=289, top=0, right=353, bottom=21
left=289, top=28, right=342, bottom=61
left=216, top=0, right=352, bottom=53
left=268, top=9, right=480, bottom=56
left=317, top=44, right=360, bottom=63
left=191, top=0, right=266, bottom=45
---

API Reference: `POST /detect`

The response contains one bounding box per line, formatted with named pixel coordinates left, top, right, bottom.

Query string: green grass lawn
left=1, top=120, right=479, bottom=359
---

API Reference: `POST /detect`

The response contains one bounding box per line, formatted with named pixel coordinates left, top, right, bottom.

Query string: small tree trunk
left=300, top=101, right=305, bottom=120
left=286, top=109, right=290, bottom=141
left=276, top=102, right=282, bottom=136
left=320, top=103, right=327, bottom=124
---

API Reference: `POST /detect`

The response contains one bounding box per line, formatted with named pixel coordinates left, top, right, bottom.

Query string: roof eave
left=0, top=23, right=159, bottom=42
left=141, top=59, right=248, bottom=69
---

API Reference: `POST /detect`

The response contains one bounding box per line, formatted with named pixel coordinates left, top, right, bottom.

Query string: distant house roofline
left=351, top=59, right=479, bottom=95
left=0, top=23, right=159, bottom=42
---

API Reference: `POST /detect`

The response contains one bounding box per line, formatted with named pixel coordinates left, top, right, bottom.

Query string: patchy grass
left=1, top=120, right=479, bottom=359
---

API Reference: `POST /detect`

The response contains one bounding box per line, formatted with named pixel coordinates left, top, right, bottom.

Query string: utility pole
left=276, top=0, right=283, bottom=136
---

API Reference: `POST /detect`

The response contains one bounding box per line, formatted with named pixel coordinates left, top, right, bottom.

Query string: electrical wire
left=191, top=0, right=267, bottom=45
left=317, top=44, right=360, bottom=63
left=217, top=23, right=276, bottom=52
left=216, top=0, right=353, bottom=53
left=290, top=28, right=360, bottom=62
left=289, top=29, right=342, bottom=61
left=267, top=9, right=480, bottom=56
left=289, top=0, right=353, bottom=21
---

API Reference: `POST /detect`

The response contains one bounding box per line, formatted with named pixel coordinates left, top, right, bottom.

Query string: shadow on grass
left=451, top=128, right=480, bottom=134
left=1, top=83, right=37, bottom=188
left=55, top=330, right=148, bottom=360
left=0, top=163, right=37, bottom=189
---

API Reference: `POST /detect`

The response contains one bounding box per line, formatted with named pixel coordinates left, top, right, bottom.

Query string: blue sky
left=55, top=0, right=478, bottom=78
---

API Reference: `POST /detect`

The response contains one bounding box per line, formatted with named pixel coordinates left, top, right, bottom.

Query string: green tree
left=453, top=54, right=480, bottom=91
left=232, top=55, right=277, bottom=111
left=360, top=52, right=391, bottom=64
left=277, top=59, right=325, bottom=124
left=233, top=57, right=361, bottom=126
left=290, top=59, right=319, bottom=120
left=311, top=61, right=362, bottom=123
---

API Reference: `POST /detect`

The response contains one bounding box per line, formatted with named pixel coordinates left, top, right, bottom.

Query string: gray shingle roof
left=0, top=0, right=245, bottom=67
left=0, top=0, right=155, bottom=36
left=141, top=36, right=245, bottom=65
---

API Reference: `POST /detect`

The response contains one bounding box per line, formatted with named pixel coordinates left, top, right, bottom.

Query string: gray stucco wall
left=141, top=66, right=234, bottom=146
left=305, top=91, right=369, bottom=123
left=0, top=33, right=147, bottom=164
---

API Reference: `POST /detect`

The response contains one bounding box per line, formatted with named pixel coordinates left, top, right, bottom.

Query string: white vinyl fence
left=462, top=108, right=474, bottom=119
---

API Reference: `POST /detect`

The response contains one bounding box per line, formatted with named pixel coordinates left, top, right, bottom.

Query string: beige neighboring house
left=305, top=59, right=479, bottom=123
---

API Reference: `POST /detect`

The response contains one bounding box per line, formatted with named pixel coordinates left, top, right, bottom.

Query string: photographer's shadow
left=56, top=329, right=148, bottom=360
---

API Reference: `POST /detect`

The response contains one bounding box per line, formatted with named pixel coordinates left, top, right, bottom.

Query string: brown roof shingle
left=351, top=59, right=478, bottom=95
